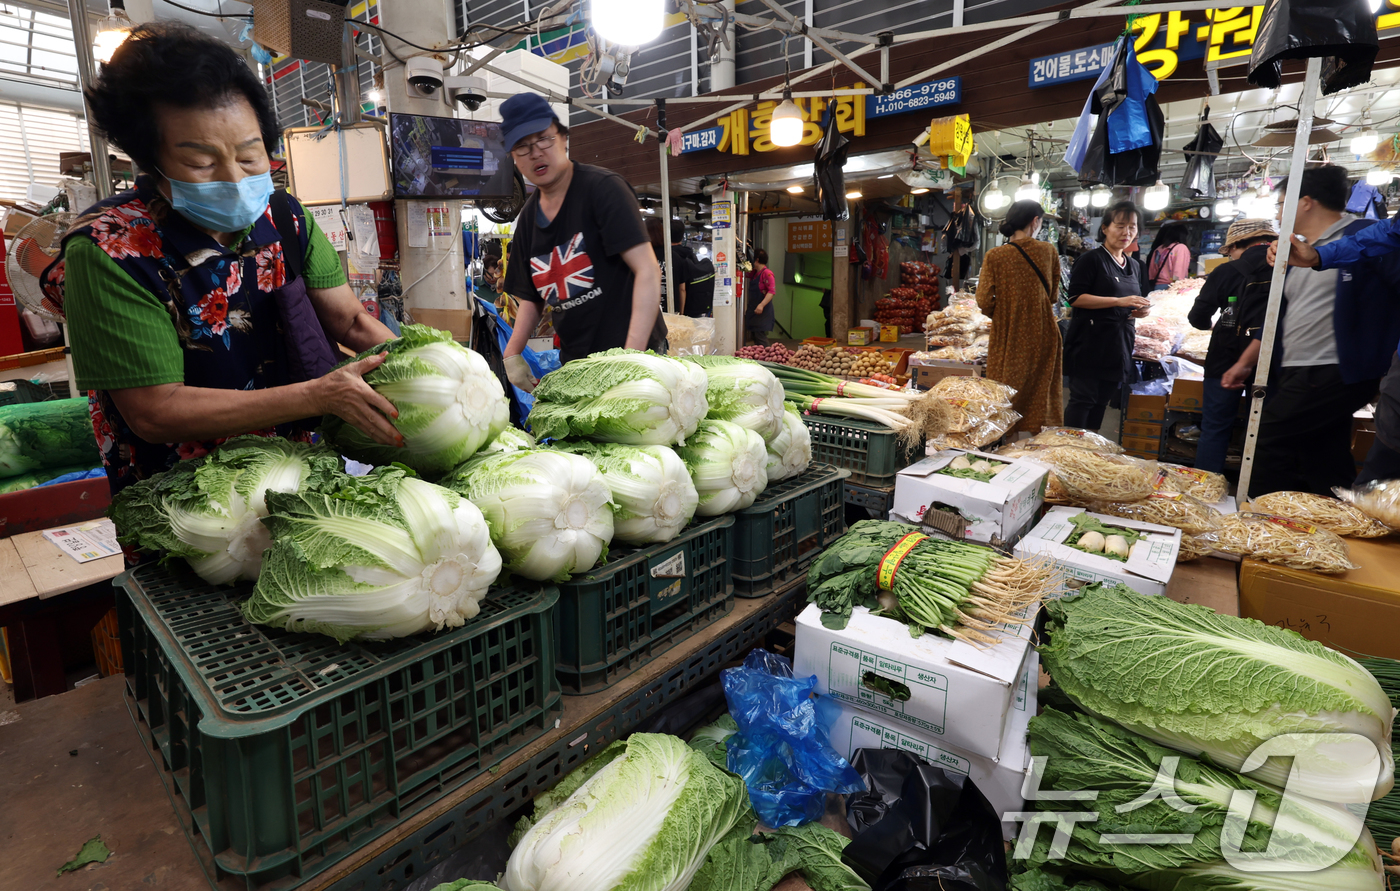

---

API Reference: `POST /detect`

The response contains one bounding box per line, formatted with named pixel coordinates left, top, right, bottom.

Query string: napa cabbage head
left=677, top=419, right=768, bottom=516
left=321, top=325, right=509, bottom=476
left=555, top=442, right=699, bottom=545
left=503, top=733, right=749, bottom=891
left=241, top=466, right=501, bottom=641
left=109, top=436, right=342, bottom=585
left=481, top=426, right=536, bottom=455
left=446, top=449, right=614, bottom=581
left=766, top=407, right=813, bottom=483
left=527, top=349, right=709, bottom=446
left=684, top=356, right=786, bottom=442
left=1039, top=584, right=1397, bottom=803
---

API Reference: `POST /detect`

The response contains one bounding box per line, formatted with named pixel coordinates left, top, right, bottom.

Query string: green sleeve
left=63, top=236, right=185, bottom=392
left=302, top=210, right=349, bottom=289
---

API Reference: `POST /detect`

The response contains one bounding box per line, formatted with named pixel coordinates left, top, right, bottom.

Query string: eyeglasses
left=511, top=133, right=558, bottom=157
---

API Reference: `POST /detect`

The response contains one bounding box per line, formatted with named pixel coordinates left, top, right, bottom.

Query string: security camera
left=405, top=56, right=445, bottom=95
left=445, top=75, right=488, bottom=111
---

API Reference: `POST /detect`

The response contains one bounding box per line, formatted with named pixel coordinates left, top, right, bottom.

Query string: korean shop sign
left=682, top=77, right=961, bottom=155
left=788, top=218, right=833, bottom=253
left=1029, top=5, right=1400, bottom=87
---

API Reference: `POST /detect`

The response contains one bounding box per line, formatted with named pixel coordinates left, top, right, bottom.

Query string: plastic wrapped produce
left=1336, top=479, right=1400, bottom=529
left=1252, top=490, right=1391, bottom=538
left=1202, top=512, right=1358, bottom=573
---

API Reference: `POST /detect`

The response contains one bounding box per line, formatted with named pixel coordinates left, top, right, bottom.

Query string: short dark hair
left=670, top=219, right=685, bottom=243
left=1099, top=200, right=1142, bottom=240
left=85, top=22, right=280, bottom=176
left=999, top=200, right=1044, bottom=238
left=754, top=248, right=769, bottom=265
left=1298, top=164, right=1349, bottom=212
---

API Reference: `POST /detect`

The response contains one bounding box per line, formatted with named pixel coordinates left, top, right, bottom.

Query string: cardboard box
left=879, top=325, right=900, bottom=342
left=1015, top=505, right=1182, bottom=597
left=1352, top=414, right=1377, bottom=465
left=1120, top=435, right=1163, bottom=456
left=819, top=652, right=1038, bottom=842
left=1239, top=538, right=1400, bottom=660
left=1124, top=392, right=1168, bottom=421
left=890, top=451, right=1048, bottom=545
left=911, top=360, right=983, bottom=390
left=848, top=326, right=876, bottom=345
left=794, top=602, right=1034, bottom=760
left=1122, top=420, right=1166, bottom=440
left=410, top=307, right=472, bottom=340
left=1167, top=376, right=1205, bottom=411
left=1124, top=449, right=1159, bottom=460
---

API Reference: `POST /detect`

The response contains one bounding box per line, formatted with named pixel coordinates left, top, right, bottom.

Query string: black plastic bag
left=1179, top=122, right=1223, bottom=199
left=842, top=749, right=1009, bottom=891
left=1248, top=0, right=1379, bottom=94
left=815, top=108, right=851, bottom=222
left=1076, top=39, right=1164, bottom=187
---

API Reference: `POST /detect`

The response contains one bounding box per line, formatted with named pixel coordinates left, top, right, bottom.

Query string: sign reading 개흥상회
left=788, top=218, right=833, bottom=253
left=1031, top=4, right=1400, bottom=88
left=682, top=77, right=961, bottom=154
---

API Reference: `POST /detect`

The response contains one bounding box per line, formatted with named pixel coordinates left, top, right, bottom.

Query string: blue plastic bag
left=473, top=296, right=556, bottom=419
left=720, top=649, right=865, bottom=827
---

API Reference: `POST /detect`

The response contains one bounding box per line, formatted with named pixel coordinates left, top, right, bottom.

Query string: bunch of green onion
left=1358, top=655, right=1400, bottom=854
left=806, top=519, right=1055, bottom=644
left=758, top=363, right=951, bottom=445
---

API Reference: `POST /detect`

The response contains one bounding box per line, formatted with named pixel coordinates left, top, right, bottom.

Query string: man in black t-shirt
left=499, top=93, right=665, bottom=387
left=669, top=219, right=715, bottom=317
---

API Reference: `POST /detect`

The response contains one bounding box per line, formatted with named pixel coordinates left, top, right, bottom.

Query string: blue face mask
left=164, top=171, right=275, bottom=233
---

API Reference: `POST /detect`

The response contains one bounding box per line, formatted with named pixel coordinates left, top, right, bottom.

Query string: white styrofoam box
left=794, top=602, right=1034, bottom=761
left=819, top=652, right=1038, bottom=842
left=459, top=49, right=571, bottom=126
left=1014, top=505, right=1181, bottom=597
left=890, top=451, right=1047, bottom=545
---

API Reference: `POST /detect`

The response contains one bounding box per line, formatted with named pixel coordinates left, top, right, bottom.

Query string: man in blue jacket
left=1239, top=165, right=1400, bottom=498
left=1278, top=171, right=1400, bottom=487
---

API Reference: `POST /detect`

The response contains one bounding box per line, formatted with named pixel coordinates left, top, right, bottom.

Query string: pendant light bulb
left=1144, top=179, right=1170, bottom=211
left=983, top=183, right=1006, bottom=211
left=1352, top=128, right=1380, bottom=156
left=1367, top=167, right=1393, bottom=187
left=1214, top=198, right=1235, bottom=220
left=1073, top=190, right=1090, bottom=208
left=1090, top=185, right=1111, bottom=208
left=770, top=90, right=804, bottom=148
left=1014, top=176, right=1039, bottom=202
left=93, top=4, right=132, bottom=64
left=591, top=0, right=663, bottom=46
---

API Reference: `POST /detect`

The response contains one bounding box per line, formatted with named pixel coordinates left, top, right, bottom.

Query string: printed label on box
left=829, top=641, right=949, bottom=733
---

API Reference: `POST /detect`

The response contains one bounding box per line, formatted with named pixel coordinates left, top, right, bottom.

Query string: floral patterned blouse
left=41, top=174, right=346, bottom=495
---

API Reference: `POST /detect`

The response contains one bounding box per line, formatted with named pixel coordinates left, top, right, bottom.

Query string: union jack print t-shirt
left=504, top=163, right=667, bottom=363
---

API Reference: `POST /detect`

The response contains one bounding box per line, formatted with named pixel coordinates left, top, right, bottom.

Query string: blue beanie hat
left=500, top=92, right=559, bottom=152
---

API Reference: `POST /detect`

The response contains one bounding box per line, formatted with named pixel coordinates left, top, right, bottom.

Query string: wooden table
left=0, top=529, right=124, bottom=700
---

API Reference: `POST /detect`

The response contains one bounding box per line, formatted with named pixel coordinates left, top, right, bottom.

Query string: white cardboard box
left=1014, top=505, right=1181, bottom=597
left=819, top=652, right=1038, bottom=842
left=794, top=602, right=1034, bottom=761
left=890, top=451, right=1048, bottom=545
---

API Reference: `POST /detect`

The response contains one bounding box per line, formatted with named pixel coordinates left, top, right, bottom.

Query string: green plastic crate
left=802, top=415, right=920, bottom=486
left=555, top=515, right=734, bottom=695
left=116, top=563, right=560, bottom=889
left=844, top=481, right=895, bottom=513
left=732, top=463, right=849, bottom=598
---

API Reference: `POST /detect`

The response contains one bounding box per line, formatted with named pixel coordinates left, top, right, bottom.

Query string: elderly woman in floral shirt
left=44, top=23, right=399, bottom=495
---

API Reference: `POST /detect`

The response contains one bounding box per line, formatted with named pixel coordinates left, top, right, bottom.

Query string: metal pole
left=659, top=104, right=676, bottom=315
left=755, top=0, right=883, bottom=87
left=713, top=0, right=736, bottom=91
left=1237, top=56, right=1323, bottom=501
left=66, top=0, right=112, bottom=199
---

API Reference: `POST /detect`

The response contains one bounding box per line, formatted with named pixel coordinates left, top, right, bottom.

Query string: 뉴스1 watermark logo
left=1004, top=732, right=1386, bottom=872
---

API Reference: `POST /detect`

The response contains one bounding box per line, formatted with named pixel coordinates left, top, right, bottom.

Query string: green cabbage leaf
left=685, top=356, right=787, bottom=442
left=765, top=406, right=813, bottom=483
left=526, top=349, right=709, bottom=445
left=677, top=419, right=768, bottom=516
left=0, top=397, right=99, bottom=478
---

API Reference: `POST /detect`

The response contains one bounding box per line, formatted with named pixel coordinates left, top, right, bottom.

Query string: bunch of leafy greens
left=503, top=733, right=749, bottom=891
left=688, top=821, right=870, bottom=891
left=1040, top=584, right=1397, bottom=803
left=685, top=355, right=787, bottom=442
left=677, top=419, right=769, bottom=516
left=241, top=465, right=501, bottom=641
left=445, top=449, right=613, bottom=581
left=1355, top=656, right=1400, bottom=849
left=110, top=436, right=342, bottom=584
left=554, top=441, right=698, bottom=545
left=321, top=325, right=510, bottom=477
left=806, top=519, right=1049, bottom=645
left=0, top=397, right=100, bottom=478
left=527, top=348, right=710, bottom=446
left=1024, top=707, right=1380, bottom=883
left=765, top=406, right=813, bottom=483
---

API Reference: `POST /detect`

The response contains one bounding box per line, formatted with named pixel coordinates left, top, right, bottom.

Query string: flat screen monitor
left=390, top=112, right=515, bottom=199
